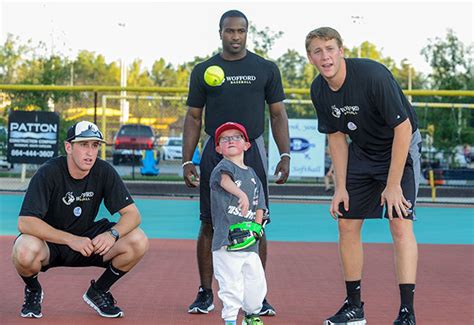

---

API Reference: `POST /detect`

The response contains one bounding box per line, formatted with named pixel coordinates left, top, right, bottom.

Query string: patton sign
left=8, top=111, right=59, bottom=164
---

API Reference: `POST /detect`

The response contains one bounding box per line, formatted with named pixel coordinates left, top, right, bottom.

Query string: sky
left=1, top=0, right=473, bottom=75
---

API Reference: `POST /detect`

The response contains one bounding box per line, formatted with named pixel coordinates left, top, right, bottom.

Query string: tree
left=420, top=29, right=474, bottom=162
left=421, top=29, right=473, bottom=91
left=276, top=49, right=315, bottom=118
left=248, top=23, right=283, bottom=58
left=0, top=34, right=33, bottom=84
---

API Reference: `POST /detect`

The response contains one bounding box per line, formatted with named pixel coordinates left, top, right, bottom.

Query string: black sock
left=21, top=274, right=41, bottom=291
left=399, top=284, right=415, bottom=312
left=94, top=263, right=127, bottom=292
left=346, top=280, right=362, bottom=307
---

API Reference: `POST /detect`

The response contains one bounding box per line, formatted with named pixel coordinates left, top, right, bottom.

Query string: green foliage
left=248, top=23, right=283, bottom=58
left=420, top=29, right=474, bottom=158
left=0, top=27, right=472, bottom=160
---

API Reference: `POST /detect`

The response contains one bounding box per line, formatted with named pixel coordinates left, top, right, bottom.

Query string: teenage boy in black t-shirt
left=12, top=121, right=149, bottom=319
left=183, top=10, right=290, bottom=316
left=306, top=27, right=421, bottom=325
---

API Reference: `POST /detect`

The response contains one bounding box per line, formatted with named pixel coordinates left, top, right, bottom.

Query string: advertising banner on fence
left=269, top=119, right=325, bottom=177
left=7, top=111, right=59, bottom=164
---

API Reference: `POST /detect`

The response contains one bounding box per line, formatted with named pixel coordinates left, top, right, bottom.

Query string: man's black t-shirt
left=311, top=58, right=418, bottom=160
left=19, top=156, right=134, bottom=235
left=186, top=51, right=285, bottom=140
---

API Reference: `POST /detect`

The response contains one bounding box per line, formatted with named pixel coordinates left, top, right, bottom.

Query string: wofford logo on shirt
left=62, top=191, right=95, bottom=205
left=225, top=75, right=257, bottom=85
left=331, top=104, right=360, bottom=118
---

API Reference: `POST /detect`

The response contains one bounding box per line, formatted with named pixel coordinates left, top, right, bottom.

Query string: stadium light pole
left=351, top=15, right=364, bottom=58
left=407, top=61, right=413, bottom=102
left=118, top=22, right=129, bottom=124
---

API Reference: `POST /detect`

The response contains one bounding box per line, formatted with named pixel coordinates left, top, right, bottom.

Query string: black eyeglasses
left=219, top=135, right=243, bottom=143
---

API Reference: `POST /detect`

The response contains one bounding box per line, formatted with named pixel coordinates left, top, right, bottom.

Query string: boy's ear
left=243, top=142, right=251, bottom=151
left=215, top=144, right=222, bottom=154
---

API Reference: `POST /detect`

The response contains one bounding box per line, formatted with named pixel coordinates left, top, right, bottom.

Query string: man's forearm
left=328, top=133, right=349, bottom=189
left=113, top=204, right=141, bottom=238
left=18, top=216, right=75, bottom=245
left=182, top=110, right=202, bottom=162
left=270, top=104, right=290, bottom=154
left=387, top=119, right=412, bottom=186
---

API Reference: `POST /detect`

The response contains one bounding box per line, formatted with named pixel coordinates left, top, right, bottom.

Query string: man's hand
left=274, top=156, right=290, bottom=184
left=381, top=183, right=412, bottom=220
left=68, top=236, right=95, bottom=257
left=330, top=188, right=349, bottom=220
left=92, top=232, right=117, bottom=256
left=183, top=164, right=200, bottom=187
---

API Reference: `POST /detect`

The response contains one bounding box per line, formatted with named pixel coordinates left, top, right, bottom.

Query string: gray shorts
left=339, top=130, right=422, bottom=220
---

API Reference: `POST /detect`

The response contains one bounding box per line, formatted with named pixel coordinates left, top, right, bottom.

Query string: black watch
left=109, top=228, right=120, bottom=242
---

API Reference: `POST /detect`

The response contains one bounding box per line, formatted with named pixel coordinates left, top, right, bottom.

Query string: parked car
left=160, top=137, right=182, bottom=161
left=112, top=124, right=157, bottom=165
left=0, top=126, right=13, bottom=170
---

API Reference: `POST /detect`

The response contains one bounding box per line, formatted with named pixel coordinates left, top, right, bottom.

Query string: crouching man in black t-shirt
left=11, top=121, right=149, bottom=319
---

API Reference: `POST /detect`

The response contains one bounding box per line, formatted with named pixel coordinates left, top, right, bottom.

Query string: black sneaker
left=20, top=287, right=43, bottom=318
left=188, top=286, right=214, bottom=314
left=324, top=298, right=366, bottom=325
left=393, top=306, right=416, bottom=325
left=259, top=298, right=276, bottom=316
left=82, top=280, right=124, bottom=318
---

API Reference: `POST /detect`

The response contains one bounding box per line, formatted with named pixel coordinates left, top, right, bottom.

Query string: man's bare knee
left=12, top=235, right=48, bottom=272
left=338, top=219, right=363, bottom=238
left=125, top=228, right=149, bottom=257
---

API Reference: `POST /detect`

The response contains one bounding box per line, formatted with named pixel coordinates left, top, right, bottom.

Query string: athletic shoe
left=20, top=287, right=43, bottom=318
left=188, top=286, right=214, bottom=314
left=393, top=306, right=416, bottom=325
left=259, top=298, right=276, bottom=316
left=324, top=298, right=366, bottom=325
left=82, top=280, right=124, bottom=318
left=242, top=314, right=264, bottom=325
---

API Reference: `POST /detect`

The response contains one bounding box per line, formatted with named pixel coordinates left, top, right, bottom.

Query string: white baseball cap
left=66, top=121, right=106, bottom=143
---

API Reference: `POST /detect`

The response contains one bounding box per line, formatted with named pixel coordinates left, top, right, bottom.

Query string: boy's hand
left=238, top=193, right=250, bottom=217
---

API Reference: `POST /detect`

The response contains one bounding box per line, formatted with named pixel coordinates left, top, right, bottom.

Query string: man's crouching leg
left=83, top=228, right=149, bottom=318
left=12, top=235, right=49, bottom=318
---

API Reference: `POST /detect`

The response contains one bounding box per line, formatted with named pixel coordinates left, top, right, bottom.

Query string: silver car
left=160, top=137, right=182, bottom=161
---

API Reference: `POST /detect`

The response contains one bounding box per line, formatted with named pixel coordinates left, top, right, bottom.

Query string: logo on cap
left=67, top=121, right=105, bottom=143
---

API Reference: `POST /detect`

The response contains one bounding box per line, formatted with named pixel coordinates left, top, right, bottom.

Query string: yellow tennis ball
left=204, top=65, right=225, bottom=87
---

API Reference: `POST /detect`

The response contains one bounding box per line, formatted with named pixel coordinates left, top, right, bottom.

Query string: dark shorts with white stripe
left=339, top=130, right=422, bottom=220
left=14, top=218, right=116, bottom=272
left=199, top=135, right=269, bottom=225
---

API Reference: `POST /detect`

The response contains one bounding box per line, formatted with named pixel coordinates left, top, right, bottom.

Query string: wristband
left=280, top=153, right=291, bottom=159
left=182, top=161, right=193, bottom=168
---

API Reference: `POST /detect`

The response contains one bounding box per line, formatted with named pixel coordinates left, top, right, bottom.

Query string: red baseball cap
left=214, top=122, right=250, bottom=146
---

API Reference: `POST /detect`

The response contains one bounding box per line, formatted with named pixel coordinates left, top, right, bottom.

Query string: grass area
left=0, top=171, right=35, bottom=178
left=119, top=174, right=321, bottom=183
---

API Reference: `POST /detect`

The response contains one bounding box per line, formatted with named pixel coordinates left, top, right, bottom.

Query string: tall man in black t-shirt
left=306, top=27, right=421, bottom=325
left=182, top=10, right=290, bottom=317
left=11, top=121, right=149, bottom=319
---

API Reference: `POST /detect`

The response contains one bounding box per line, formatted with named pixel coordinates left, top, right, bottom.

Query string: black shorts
left=39, top=218, right=116, bottom=271
left=199, top=135, right=269, bottom=225
left=340, top=131, right=422, bottom=220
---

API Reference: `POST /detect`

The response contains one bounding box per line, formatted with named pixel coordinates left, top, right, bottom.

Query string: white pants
left=213, top=247, right=267, bottom=321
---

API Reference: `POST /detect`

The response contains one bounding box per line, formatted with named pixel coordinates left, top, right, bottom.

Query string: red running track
left=0, top=237, right=472, bottom=324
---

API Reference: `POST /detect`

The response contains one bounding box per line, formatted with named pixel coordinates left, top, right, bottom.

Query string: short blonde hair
left=305, top=27, right=343, bottom=52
